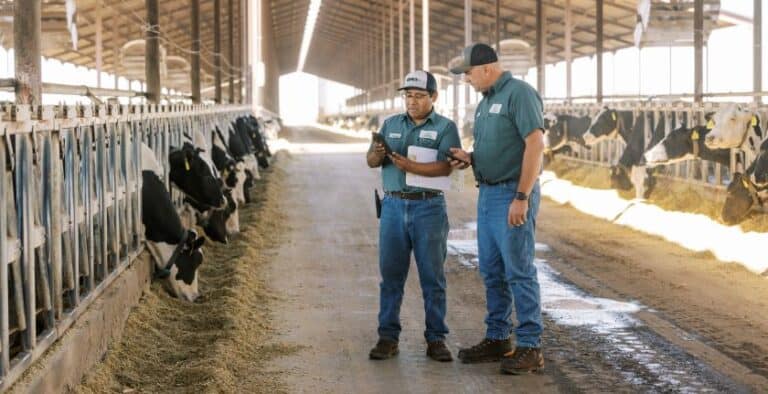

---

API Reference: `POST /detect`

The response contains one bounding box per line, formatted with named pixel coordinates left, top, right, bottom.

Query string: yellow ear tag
left=184, top=158, right=190, bottom=171
left=751, top=116, right=758, bottom=127
left=706, top=119, right=714, bottom=130
left=742, top=177, right=750, bottom=189
left=611, top=112, right=617, bottom=121
left=691, top=130, right=700, bottom=141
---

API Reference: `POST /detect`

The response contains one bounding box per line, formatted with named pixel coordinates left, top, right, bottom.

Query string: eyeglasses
left=402, top=92, right=430, bottom=100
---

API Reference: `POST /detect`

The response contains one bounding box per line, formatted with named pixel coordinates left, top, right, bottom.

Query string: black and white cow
left=140, top=143, right=205, bottom=302
left=584, top=108, right=666, bottom=198
left=704, top=104, right=763, bottom=173
left=168, top=142, right=226, bottom=210
left=644, top=124, right=730, bottom=167
left=721, top=137, right=768, bottom=225
left=542, top=113, right=592, bottom=158
left=238, top=115, right=272, bottom=169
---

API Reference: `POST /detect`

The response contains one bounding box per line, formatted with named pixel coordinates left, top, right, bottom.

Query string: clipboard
left=405, top=146, right=451, bottom=191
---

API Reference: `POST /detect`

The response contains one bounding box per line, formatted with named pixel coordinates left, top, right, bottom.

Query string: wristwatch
left=514, top=191, right=528, bottom=201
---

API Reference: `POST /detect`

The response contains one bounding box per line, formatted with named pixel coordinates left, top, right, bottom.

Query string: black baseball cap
left=449, top=43, right=499, bottom=74
left=397, top=70, right=437, bottom=93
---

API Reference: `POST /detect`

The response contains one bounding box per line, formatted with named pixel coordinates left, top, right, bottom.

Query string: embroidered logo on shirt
left=419, top=130, right=438, bottom=140
left=489, top=103, right=502, bottom=114
left=389, top=133, right=402, bottom=139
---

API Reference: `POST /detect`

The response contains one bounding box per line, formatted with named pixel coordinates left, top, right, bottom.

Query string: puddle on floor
left=445, top=222, right=727, bottom=392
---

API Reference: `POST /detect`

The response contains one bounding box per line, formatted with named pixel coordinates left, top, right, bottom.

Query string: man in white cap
left=366, top=70, right=461, bottom=362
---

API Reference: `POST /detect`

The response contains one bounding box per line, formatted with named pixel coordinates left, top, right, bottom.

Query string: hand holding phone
left=445, top=150, right=470, bottom=166
left=371, top=132, right=393, bottom=155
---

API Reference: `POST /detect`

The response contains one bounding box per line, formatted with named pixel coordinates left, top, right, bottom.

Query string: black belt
left=386, top=191, right=442, bottom=200
left=477, top=178, right=515, bottom=186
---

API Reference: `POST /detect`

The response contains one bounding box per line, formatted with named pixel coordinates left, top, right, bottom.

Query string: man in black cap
left=366, top=70, right=461, bottom=362
left=447, top=43, right=546, bottom=375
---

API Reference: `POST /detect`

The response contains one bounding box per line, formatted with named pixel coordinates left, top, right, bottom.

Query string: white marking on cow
left=145, top=240, right=200, bottom=302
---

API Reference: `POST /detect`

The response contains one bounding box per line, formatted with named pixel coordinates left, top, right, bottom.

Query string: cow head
left=704, top=104, right=757, bottom=149
left=167, top=230, right=205, bottom=302
left=169, top=143, right=226, bottom=209
left=609, top=164, right=634, bottom=191
left=224, top=161, right=247, bottom=205
left=148, top=230, right=205, bottom=302
left=722, top=172, right=760, bottom=225
left=751, top=139, right=768, bottom=187
left=243, top=169, right=255, bottom=204
left=543, top=113, right=563, bottom=152
left=202, top=189, right=240, bottom=242
left=584, top=108, right=619, bottom=145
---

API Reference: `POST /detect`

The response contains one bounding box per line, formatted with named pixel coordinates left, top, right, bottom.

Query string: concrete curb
left=10, top=253, right=153, bottom=393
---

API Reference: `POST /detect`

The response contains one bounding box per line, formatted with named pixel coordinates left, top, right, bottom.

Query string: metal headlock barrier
left=542, top=102, right=768, bottom=192
left=0, top=103, right=250, bottom=390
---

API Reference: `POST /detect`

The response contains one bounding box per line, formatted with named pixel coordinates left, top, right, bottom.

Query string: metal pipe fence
left=0, top=103, right=250, bottom=390
left=542, top=101, right=768, bottom=192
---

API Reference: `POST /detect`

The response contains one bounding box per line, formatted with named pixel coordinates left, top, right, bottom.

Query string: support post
left=214, top=0, right=222, bottom=103
left=754, top=0, right=762, bottom=104
left=536, top=0, right=545, bottom=95
left=422, top=0, right=429, bottom=70
left=190, top=0, right=201, bottom=103
left=596, top=0, right=604, bottom=103
left=228, top=0, right=235, bottom=103
left=14, top=0, right=42, bottom=104
left=409, top=0, right=415, bottom=72
left=694, top=0, right=703, bottom=103
left=145, top=0, right=161, bottom=104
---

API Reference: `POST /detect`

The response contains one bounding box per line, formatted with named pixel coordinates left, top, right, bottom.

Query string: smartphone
left=445, top=150, right=470, bottom=165
left=371, top=132, right=393, bottom=155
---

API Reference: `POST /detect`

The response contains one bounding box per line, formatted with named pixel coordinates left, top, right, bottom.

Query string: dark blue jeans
left=377, top=194, right=449, bottom=343
left=477, top=181, right=542, bottom=348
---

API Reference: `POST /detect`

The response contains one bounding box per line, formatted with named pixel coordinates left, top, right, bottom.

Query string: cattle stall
left=0, top=104, right=249, bottom=390
left=542, top=101, right=768, bottom=193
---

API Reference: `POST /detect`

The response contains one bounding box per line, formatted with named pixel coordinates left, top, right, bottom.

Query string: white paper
left=405, top=146, right=452, bottom=191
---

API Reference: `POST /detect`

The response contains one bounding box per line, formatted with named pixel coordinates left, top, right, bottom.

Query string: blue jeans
left=378, top=194, right=449, bottom=343
left=477, top=181, right=542, bottom=348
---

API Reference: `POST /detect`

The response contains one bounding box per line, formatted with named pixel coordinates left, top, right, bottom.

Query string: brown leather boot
left=500, top=347, right=544, bottom=374
left=426, top=341, right=453, bottom=362
left=457, top=338, right=513, bottom=364
left=369, top=338, right=399, bottom=360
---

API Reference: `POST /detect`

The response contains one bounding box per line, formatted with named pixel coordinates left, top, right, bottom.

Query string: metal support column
left=399, top=0, right=404, bottom=81
left=96, top=0, right=103, bottom=88
left=754, top=0, right=762, bottom=104
left=596, top=0, right=604, bottom=103
left=409, top=0, right=415, bottom=72
left=694, top=0, right=703, bottom=103
left=390, top=1, right=395, bottom=107
left=14, top=0, right=42, bottom=104
left=214, top=0, right=222, bottom=103
left=495, top=0, right=500, bottom=52
left=422, top=0, right=429, bottom=70
left=228, top=0, right=235, bottom=103
left=191, top=0, right=201, bottom=103
left=536, top=0, right=545, bottom=95
left=565, top=0, right=572, bottom=102
left=145, top=0, right=161, bottom=104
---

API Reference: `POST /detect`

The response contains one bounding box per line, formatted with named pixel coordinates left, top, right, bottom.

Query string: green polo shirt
left=472, top=71, right=544, bottom=184
left=378, top=110, right=461, bottom=192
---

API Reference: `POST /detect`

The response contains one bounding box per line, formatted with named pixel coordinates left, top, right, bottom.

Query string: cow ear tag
left=751, top=116, right=758, bottom=127
left=611, top=112, right=616, bottom=121
left=706, top=119, right=714, bottom=130
left=691, top=130, right=699, bottom=141
left=742, top=177, right=750, bottom=189
left=184, top=158, right=190, bottom=171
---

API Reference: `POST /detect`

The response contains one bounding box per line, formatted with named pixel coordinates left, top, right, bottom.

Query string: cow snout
left=582, top=131, right=596, bottom=145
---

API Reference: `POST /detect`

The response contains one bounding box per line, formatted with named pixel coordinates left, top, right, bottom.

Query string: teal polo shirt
left=379, top=110, right=461, bottom=192
left=471, top=71, right=544, bottom=184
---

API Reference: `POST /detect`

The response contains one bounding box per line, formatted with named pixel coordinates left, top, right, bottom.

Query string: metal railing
left=0, top=103, right=250, bottom=390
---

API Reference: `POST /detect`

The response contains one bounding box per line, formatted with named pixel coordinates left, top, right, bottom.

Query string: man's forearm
left=404, top=161, right=453, bottom=177
left=517, top=130, right=545, bottom=195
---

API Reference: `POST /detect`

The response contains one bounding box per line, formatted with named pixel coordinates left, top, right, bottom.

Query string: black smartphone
left=371, top=132, right=393, bottom=155
left=445, top=150, right=470, bottom=165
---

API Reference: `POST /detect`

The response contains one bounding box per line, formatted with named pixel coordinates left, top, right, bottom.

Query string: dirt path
left=268, top=126, right=768, bottom=393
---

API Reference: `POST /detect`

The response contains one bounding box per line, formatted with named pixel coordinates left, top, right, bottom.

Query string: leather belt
left=386, top=191, right=442, bottom=200
left=477, top=178, right=515, bottom=186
